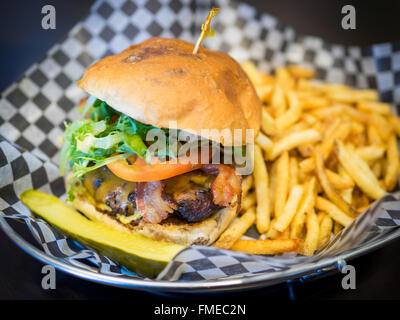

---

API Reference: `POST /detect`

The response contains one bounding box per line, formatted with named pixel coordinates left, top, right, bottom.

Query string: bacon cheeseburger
left=61, top=38, right=261, bottom=246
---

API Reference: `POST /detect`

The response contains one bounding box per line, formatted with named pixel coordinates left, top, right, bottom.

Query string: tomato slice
left=106, top=156, right=203, bottom=182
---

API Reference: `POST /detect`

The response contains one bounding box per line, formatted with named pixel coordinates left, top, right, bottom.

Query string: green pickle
left=20, top=189, right=185, bottom=278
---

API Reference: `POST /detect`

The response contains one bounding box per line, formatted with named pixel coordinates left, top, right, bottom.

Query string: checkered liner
left=0, top=0, right=400, bottom=282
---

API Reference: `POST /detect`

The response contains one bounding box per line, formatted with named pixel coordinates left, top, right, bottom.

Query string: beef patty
left=82, top=167, right=221, bottom=224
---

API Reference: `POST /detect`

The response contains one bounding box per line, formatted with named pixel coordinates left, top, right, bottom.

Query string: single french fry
left=271, top=85, right=287, bottom=117
left=327, top=87, right=377, bottom=103
left=215, top=207, right=256, bottom=249
left=255, top=84, right=273, bottom=102
left=356, top=145, right=386, bottom=164
left=335, top=140, right=386, bottom=199
left=357, top=100, right=392, bottom=116
left=276, top=67, right=295, bottom=90
left=325, top=169, right=354, bottom=189
left=290, top=177, right=316, bottom=238
left=300, top=96, right=329, bottom=110
left=340, top=187, right=353, bottom=204
left=256, top=132, right=273, bottom=155
left=267, top=129, right=321, bottom=160
left=372, top=160, right=383, bottom=179
left=311, top=105, right=344, bottom=120
left=287, top=65, right=316, bottom=79
left=231, top=239, right=301, bottom=255
left=274, top=151, right=290, bottom=217
left=315, top=196, right=354, bottom=227
left=274, top=185, right=304, bottom=232
left=319, top=212, right=330, bottom=225
left=254, top=145, right=270, bottom=233
left=241, top=192, right=256, bottom=212
left=269, top=160, right=278, bottom=211
left=283, top=121, right=310, bottom=137
left=242, top=61, right=273, bottom=86
left=297, top=78, right=322, bottom=93
left=298, top=209, right=319, bottom=256
left=275, top=91, right=301, bottom=132
left=261, top=108, right=277, bottom=136
left=317, top=212, right=326, bottom=223
left=384, top=133, right=400, bottom=191
left=241, top=175, right=253, bottom=200
left=318, top=214, right=333, bottom=248
left=314, top=148, right=357, bottom=217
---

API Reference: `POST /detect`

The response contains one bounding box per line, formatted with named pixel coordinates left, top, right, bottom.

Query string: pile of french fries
left=215, top=62, right=400, bottom=256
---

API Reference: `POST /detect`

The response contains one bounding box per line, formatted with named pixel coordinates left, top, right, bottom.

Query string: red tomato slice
left=106, top=156, right=203, bottom=182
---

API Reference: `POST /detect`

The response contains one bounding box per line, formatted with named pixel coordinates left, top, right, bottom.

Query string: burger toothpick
left=192, top=8, right=220, bottom=54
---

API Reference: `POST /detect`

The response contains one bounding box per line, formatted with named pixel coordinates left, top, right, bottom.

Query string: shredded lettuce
left=60, top=98, right=185, bottom=200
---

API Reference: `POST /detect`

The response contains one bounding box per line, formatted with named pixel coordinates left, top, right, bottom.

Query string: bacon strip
left=135, top=181, right=177, bottom=223
left=201, top=164, right=241, bottom=207
left=136, top=165, right=241, bottom=224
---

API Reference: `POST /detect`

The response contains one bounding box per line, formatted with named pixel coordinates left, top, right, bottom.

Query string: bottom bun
left=69, top=187, right=239, bottom=246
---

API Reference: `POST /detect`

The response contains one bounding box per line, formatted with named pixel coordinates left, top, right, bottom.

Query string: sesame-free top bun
left=78, top=38, right=262, bottom=146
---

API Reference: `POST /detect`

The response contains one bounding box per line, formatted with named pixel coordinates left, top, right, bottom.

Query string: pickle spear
left=20, top=189, right=185, bottom=278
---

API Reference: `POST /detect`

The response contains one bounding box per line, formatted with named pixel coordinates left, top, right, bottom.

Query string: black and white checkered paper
left=1, top=0, right=400, bottom=282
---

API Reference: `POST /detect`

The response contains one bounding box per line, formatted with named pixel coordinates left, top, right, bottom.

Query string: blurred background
left=1, top=0, right=399, bottom=91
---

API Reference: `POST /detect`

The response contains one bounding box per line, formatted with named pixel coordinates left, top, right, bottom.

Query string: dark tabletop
left=1, top=0, right=400, bottom=301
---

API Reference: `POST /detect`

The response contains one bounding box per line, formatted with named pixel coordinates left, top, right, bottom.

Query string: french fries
left=325, top=169, right=354, bottom=189
left=298, top=209, right=319, bottom=256
left=231, top=239, right=301, bottom=255
left=271, top=85, right=287, bottom=117
left=290, top=177, right=316, bottom=238
left=275, top=91, right=301, bottom=132
left=261, top=108, right=277, bottom=136
left=318, top=214, right=333, bottom=248
left=255, top=132, right=273, bottom=155
left=314, top=148, right=357, bottom=217
left=384, top=133, right=400, bottom=191
left=253, top=145, right=270, bottom=233
left=241, top=175, right=253, bottom=200
left=274, top=185, right=304, bottom=232
left=315, top=196, right=354, bottom=227
left=274, top=151, right=290, bottom=218
left=267, top=129, right=321, bottom=160
left=241, top=192, right=256, bottom=212
left=215, top=207, right=256, bottom=249
left=335, top=141, right=386, bottom=199
left=215, top=62, right=400, bottom=256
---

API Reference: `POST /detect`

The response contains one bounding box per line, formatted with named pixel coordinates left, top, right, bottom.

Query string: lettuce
left=60, top=99, right=160, bottom=193
left=61, top=98, right=245, bottom=200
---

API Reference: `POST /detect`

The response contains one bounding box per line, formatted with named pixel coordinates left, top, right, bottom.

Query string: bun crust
left=78, top=38, right=261, bottom=146
left=69, top=187, right=239, bottom=246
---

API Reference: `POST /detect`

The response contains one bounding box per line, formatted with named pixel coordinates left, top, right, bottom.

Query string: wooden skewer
left=192, top=8, right=220, bottom=54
